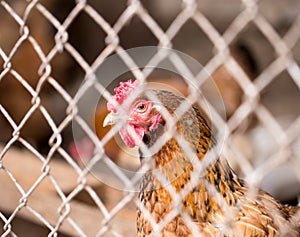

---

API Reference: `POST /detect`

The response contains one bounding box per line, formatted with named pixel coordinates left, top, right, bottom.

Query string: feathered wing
left=138, top=179, right=299, bottom=237
left=137, top=143, right=300, bottom=236
left=185, top=159, right=300, bottom=236
left=232, top=190, right=299, bottom=237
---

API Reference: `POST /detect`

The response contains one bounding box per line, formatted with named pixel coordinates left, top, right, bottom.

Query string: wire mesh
left=0, top=0, right=300, bottom=236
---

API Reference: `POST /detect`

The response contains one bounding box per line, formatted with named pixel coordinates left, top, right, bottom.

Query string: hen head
left=103, top=80, right=162, bottom=148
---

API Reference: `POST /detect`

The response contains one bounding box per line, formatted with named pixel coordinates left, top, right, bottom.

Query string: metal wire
left=0, top=0, right=299, bottom=236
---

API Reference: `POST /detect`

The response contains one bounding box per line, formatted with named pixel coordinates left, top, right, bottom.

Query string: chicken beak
left=103, top=112, right=119, bottom=127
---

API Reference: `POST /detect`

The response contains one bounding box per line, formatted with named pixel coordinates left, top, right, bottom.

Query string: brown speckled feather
left=136, top=90, right=299, bottom=237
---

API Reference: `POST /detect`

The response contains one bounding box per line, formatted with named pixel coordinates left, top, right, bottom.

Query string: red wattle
left=119, top=125, right=145, bottom=148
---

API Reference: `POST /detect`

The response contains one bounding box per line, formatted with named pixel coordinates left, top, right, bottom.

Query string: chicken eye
left=136, top=103, right=147, bottom=112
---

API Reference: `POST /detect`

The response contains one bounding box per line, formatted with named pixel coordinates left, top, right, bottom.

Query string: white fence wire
left=0, top=0, right=300, bottom=236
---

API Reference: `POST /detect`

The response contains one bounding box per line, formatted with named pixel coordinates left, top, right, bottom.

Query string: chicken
left=103, top=80, right=299, bottom=236
left=70, top=43, right=257, bottom=164
left=69, top=78, right=189, bottom=165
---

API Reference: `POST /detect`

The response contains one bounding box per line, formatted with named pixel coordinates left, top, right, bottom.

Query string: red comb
left=107, top=79, right=139, bottom=112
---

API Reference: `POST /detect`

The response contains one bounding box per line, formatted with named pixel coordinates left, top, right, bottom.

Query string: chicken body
left=104, top=81, right=299, bottom=237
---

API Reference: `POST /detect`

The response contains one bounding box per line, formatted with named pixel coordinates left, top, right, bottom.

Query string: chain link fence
left=0, top=0, right=300, bottom=236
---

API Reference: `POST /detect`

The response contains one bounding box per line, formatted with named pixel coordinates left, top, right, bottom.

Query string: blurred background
left=0, top=0, right=299, bottom=236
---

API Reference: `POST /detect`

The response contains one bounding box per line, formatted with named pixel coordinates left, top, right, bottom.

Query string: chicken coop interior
left=0, top=0, right=300, bottom=236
